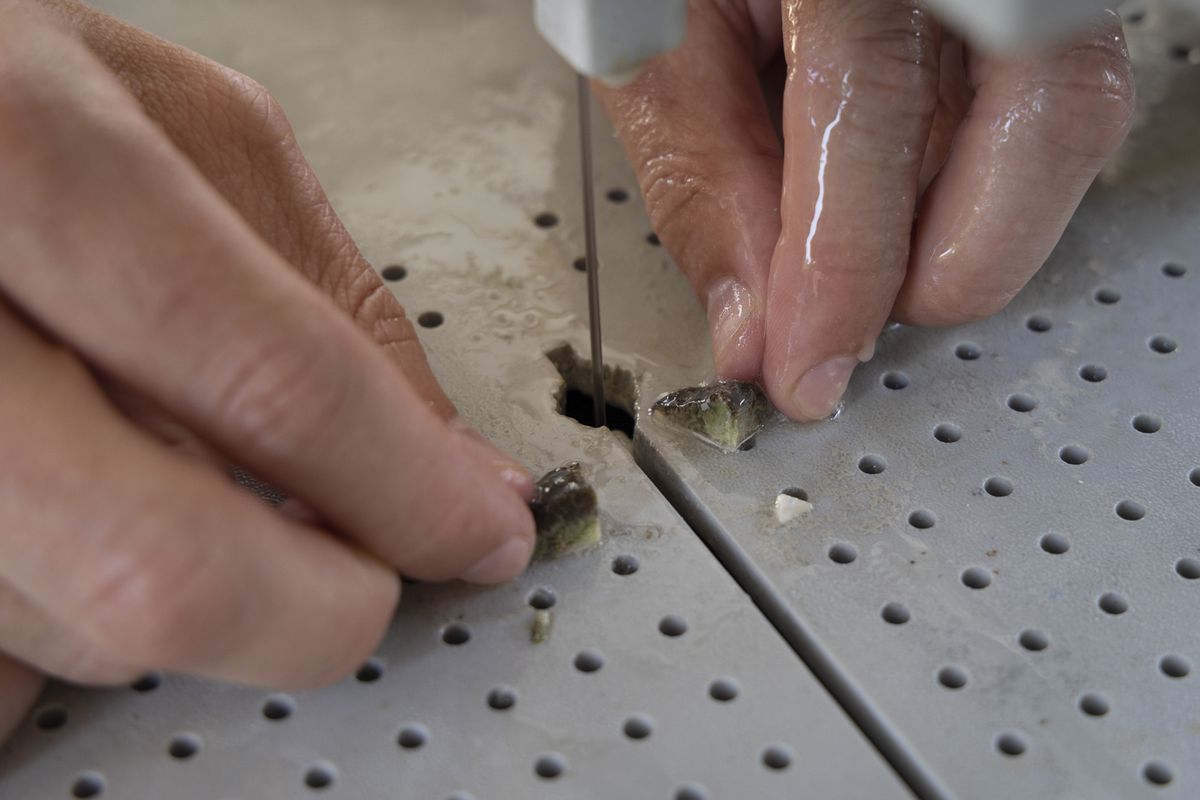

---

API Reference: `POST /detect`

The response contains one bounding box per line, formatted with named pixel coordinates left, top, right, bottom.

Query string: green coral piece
left=651, top=380, right=771, bottom=451
left=531, top=462, right=600, bottom=560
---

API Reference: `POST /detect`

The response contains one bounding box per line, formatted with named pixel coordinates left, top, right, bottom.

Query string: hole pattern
left=528, top=587, right=557, bottom=610
left=1078, top=693, right=1109, bottom=717
left=1162, top=262, right=1187, bottom=277
left=1143, top=761, right=1174, bottom=786
left=574, top=649, right=605, bottom=673
left=1149, top=335, right=1177, bottom=354
left=762, top=744, right=793, bottom=770
left=881, top=602, right=911, bottom=625
left=828, top=543, right=858, bottom=564
left=1018, top=629, right=1049, bottom=652
left=1175, top=558, right=1200, bottom=579
left=1133, top=414, right=1161, bottom=433
left=1059, top=445, right=1089, bottom=465
left=623, top=714, right=653, bottom=740
left=961, top=567, right=993, bottom=589
left=984, top=477, right=1013, bottom=497
left=1080, top=364, right=1108, bottom=383
left=934, top=423, right=962, bottom=443
left=71, top=773, right=105, bottom=798
left=380, top=265, right=407, bottom=281
left=1026, top=315, right=1053, bottom=332
left=955, top=342, right=982, bottom=360
left=938, top=666, right=968, bottom=689
left=658, top=615, right=688, bottom=637
left=534, top=753, right=566, bottom=779
left=882, top=371, right=910, bottom=390
left=1040, top=533, right=1070, bottom=555
left=304, top=762, right=336, bottom=790
left=355, top=658, right=383, bottom=683
left=441, top=623, right=470, bottom=645
left=417, top=311, right=444, bottom=328
left=397, top=724, right=429, bottom=750
left=130, top=673, right=162, bottom=693
left=487, top=686, right=517, bottom=711
left=996, top=732, right=1027, bottom=757
left=262, top=695, right=294, bottom=721
left=34, top=706, right=67, bottom=731
left=858, top=454, right=886, bottom=474
left=1116, top=500, right=1146, bottom=521
left=168, top=734, right=201, bottom=760
left=1159, top=654, right=1190, bottom=678
left=1007, top=393, right=1037, bottom=412
left=908, top=510, right=936, bottom=529
left=1099, top=592, right=1129, bottom=615
left=1095, top=287, right=1122, bottom=304
left=611, top=554, right=639, bottom=575
left=709, top=677, right=739, bottom=702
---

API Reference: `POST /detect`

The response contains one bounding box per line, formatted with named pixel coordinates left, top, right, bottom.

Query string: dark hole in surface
left=1095, top=287, right=1121, bottom=304
left=355, top=658, right=383, bottom=683
left=262, top=695, right=294, bottom=721
left=534, top=754, right=565, bottom=779
left=168, top=735, right=200, bottom=760
left=380, top=265, right=407, bottom=281
left=606, top=188, right=629, bottom=203
left=548, top=344, right=637, bottom=440
left=996, top=732, right=1027, bottom=757
left=881, top=602, right=910, bottom=625
left=623, top=714, right=653, bottom=739
left=71, top=774, right=105, bottom=798
left=882, top=371, right=909, bottom=390
left=955, top=342, right=982, bottom=360
left=442, top=623, right=470, bottom=645
left=1079, top=693, right=1109, bottom=717
left=304, top=764, right=335, bottom=790
left=762, top=745, right=792, bottom=770
left=131, top=673, right=162, bottom=693
left=1080, top=364, right=1108, bottom=383
left=572, top=256, right=587, bottom=272
left=1026, top=315, right=1052, bottom=332
left=562, top=388, right=635, bottom=439
left=487, top=686, right=517, bottom=711
left=397, top=725, right=428, bottom=749
left=528, top=587, right=557, bottom=610
left=908, top=510, right=935, bottom=529
left=646, top=232, right=661, bottom=246
left=1143, top=761, right=1173, bottom=786
left=1163, top=262, right=1187, bottom=278
left=35, top=706, right=67, bottom=731
left=781, top=487, right=808, bottom=502
left=1169, top=44, right=1193, bottom=62
left=938, top=666, right=968, bottom=689
left=533, top=212, right=559, bottom=228
left=612, top=554, right=639, bottom=575
left=417, top=311, right=444, bottom=329
left=1149, top=335, right=1177, bottom=354
left=709, top=677, right=739, bottom=701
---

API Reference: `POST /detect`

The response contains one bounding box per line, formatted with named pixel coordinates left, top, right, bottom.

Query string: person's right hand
left=597, top=0, right=1134, bottom=420
left=0, top=0, right=535, bottom=739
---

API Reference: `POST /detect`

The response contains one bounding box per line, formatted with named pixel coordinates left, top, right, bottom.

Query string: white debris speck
left=774, top=493, right=813, bottom=524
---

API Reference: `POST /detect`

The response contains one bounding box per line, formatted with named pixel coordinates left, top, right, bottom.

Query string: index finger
left=0, top=14, right=534, bottom=584
left=762, top=0, right=941, bottom=420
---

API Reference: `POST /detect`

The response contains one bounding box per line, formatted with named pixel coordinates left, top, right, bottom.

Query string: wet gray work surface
left=0, top=0, right=907, bottom=799
left=634, top=8, right=1200, bottom=800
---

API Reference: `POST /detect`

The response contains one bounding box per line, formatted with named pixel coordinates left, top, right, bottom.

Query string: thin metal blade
left=577, top=72, right=606, bottom=429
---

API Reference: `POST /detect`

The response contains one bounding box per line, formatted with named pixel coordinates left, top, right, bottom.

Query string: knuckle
left=637, top=150, right=716, bottom=257
left=82, top=517, right=238, bottom=667
left=1032, top=38, right=1132, bottom=155
left=209, top=330, right=352, bottom=463
left=213, top=66, right=296, bottom=150
left=334, top=261, right=422, bottom=353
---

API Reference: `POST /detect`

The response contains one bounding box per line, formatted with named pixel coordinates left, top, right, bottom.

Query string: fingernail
left=857, top=339, right=877, bottom=363
left=707, top=279, right=757, bottom=370
left=449, top=418, right=535, bottom=501
left=790, top=356, right=858, bottom=420
left=459, top=536, right=535, bottom=584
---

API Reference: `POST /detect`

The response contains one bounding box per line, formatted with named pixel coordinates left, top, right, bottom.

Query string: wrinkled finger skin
left=0, top=0, right=539, bottom=732
left=604, top=0, right=1133, bottom=420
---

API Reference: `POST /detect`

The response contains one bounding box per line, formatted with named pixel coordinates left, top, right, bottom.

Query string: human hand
left=597, top=0, right=1134, bottom=420
left=0, top=0, right=535, bottom=739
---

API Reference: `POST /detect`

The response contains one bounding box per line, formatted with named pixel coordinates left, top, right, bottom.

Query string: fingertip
left=458, top=531, right=535, bottom=585
left=449, top=419, right=536, bottom=503
left=769, top=355, right=858, bottom=422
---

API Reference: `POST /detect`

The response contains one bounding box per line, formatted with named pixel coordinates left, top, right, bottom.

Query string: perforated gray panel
left=0, top=1, right=908, bottom=799
left=635, top=7, right=1200, bottom=799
